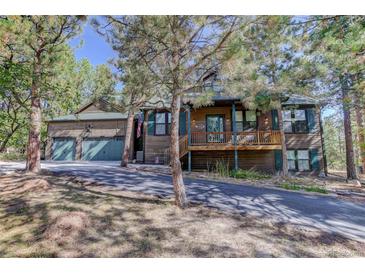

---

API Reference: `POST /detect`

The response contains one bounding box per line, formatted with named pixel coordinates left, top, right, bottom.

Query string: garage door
left=81, top=137, right=124, bottom=161
left=52, top=137, right=76, bottom=161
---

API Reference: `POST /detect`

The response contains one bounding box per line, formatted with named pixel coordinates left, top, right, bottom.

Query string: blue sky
left=67, top=17, right=338, bottom=118
left=69, top=18, right=116, bottom=67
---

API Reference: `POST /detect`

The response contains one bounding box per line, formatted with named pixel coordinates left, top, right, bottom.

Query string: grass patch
left=303, top=186, right=328, bottom=194
left=281, top=183, right=302, bottom=191
left=231, top=169, right=271, bottom=180
left=209, top=160, right=271, bottom=180
left=213, top=159, right=231, bottom=177
left=0, top=152, right=25, bottom=161
left=280, top=183, right=327, bottom=194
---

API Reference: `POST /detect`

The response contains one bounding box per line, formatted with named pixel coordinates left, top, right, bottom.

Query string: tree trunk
left=0, top=125, right=20, bottom=153
left=278, top=106, right=288, bottom=176
left=170, top=93, right=188, bottom=208
left=354, top=98, right=365, bottom=173
left=121, top=110, right=134, bottom=167
left=26, top=58, right=42, bottom=173
left=318, top=107, right=328, bottom=175
left=26, top=95, right=41, bottom=173
left=341, top=77, right=358, bottom=180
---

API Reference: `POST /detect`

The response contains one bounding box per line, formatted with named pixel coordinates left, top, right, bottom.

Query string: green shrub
left=230, top=169, right=271, bottom=180
left=213, top=159, right=230, bottom=177
left=0, top=152, right=25, bottom=161
left=280, top=183, right=327, bottom=194
left=280, top=183, right=302, bottom=191
left=303, top=186, right=328, bottom=194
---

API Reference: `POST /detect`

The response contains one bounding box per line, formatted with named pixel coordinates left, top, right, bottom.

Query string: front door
left=206, top=115, right=224, bottom=143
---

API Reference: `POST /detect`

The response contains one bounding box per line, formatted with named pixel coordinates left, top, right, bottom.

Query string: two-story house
left=46, top=94, right=326, bottom=176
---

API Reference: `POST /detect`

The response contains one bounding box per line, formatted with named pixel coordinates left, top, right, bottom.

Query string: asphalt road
left=2, top=160, right=365, bottom=242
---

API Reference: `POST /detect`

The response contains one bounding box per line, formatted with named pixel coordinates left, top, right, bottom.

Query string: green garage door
left=52, top=137, right=76, bottom=161
left=81, top=137, right=124, bottom=161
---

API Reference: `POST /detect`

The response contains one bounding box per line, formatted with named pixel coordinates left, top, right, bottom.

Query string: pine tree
left=0, top=16, right=85, bottom=173
left=93, top=16, right=243, bottom=207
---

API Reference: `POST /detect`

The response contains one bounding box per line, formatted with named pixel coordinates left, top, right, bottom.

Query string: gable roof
left=141, top=93, right=318, bottom=111
left=49, top=112, right=128, bottom=122
left=75, top=98, right=124, bottom=114
left=281, top=94, right=318, bottom=106
left=48, top=98, right=128, bottom=122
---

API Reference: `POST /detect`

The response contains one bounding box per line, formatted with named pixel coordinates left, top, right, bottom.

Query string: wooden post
left=187, top=107, right=192, bottom=172
left=232, top=103, right=238, bottom=170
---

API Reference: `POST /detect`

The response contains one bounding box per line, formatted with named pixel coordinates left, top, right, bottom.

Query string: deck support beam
left=187, top=107, right=192, bottom=172
left=232, top=103, right=238, bottom=170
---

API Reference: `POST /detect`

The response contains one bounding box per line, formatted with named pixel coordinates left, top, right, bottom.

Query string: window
left=294, top=110, right=307, bottom=133
left=155, top=112, right=171, bottom=135
left=297, top=150, right=310, bottom=171
left=283, top=109, right=308, bottom=133
left=235, top=111, right=243, bottom=131
left=244, top=110, right=257, bottom=130
left=287, top=150, right=296, bottom=170
left=235, top=110, right=257, bottom=131
left=283, top=110, right=293, bottom=133
left=287, top=149, right=311, bottom=171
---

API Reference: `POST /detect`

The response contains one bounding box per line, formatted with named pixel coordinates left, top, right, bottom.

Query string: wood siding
left=284, top=106, right=325, bottom=174
left=81, top=104, right=104, bottom=113
left=190, top=150, right=275, bottom=173
left=190, top=105, right=273, bottom=132
left=144, top=135, right=170, bottom=164
left=141, top=109, right=170, bottom=164
left=191, top=106, right=233, bottom=132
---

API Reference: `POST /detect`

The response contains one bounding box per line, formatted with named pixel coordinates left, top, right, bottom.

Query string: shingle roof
left=281, top=94, right=318, bottom=105
left=48, top=112, right=128, bottom=122
left=75, top=98, right=124, bottom=114
left=184, top=93, right=318, bottom=105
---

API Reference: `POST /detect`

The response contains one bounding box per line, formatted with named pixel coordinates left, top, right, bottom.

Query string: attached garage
left=52, top=137, right=76, bottom=161
left=46, top=99, right=133, bottom=161
left=81, top=137, right=124, bottom=161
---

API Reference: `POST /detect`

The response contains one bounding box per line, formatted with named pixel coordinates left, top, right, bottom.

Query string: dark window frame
left=206, top=114, right=226, bottom=132
left=287, top=149, right=311, bottom=172
left=154, top=111, right=171, bottom=136
left=234, top=110, right=258, bottom=131
left=283, top=109, right=309, bottom=134
left=206, top=114, right=226, bottom=143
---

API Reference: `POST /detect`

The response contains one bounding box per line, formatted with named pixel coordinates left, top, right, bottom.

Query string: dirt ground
left=0, top=172, right=364, bottom=258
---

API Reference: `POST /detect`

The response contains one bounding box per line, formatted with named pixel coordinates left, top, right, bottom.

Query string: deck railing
left=163, top=135, right=189, bottom=163
left=190, top=130, right=281, bottom=146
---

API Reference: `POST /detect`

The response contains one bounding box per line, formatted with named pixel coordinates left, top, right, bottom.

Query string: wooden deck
left=188, top=144, right=281, bottom=150
left=189, top=130, right=282, bottom=151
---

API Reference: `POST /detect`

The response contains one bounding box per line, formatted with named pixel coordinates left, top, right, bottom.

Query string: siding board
left=191, top=150, right=275, bottom=173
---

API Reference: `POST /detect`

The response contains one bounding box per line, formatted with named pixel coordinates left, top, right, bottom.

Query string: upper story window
left=155, top=112, right=171, bottom=135
left=235, top=110, right=257, bottom=131
left=283, top=109, right=308, bottom=133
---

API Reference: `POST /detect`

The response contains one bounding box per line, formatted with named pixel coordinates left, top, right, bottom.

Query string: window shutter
left=147, top=111, right=155, bottom=135
left=179, top=111, right=186, bottom=135
left=306, top=108, right=317, bottom=133
left=310, top=149, right=320, bottom=171
left=271, top=109, right=279, bottom=130
left=274, top=150, right=283, bottom=171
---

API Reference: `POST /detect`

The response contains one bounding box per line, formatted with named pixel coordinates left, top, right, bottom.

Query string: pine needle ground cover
left=0, top=172, right=364, bottom=258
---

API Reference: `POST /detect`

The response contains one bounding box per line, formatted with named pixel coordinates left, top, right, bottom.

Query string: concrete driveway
left=2, top=160, right=365, bottom=242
